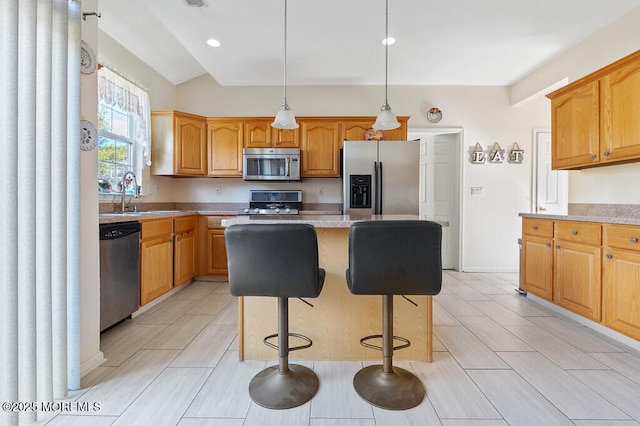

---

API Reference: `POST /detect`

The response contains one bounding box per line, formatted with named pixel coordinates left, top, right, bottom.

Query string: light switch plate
left=471, top=187, right=485, bottom=196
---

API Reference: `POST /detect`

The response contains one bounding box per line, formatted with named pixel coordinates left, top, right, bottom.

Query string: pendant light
left=372, top=0, right=400, bottom=130
left=271, top=0, right=299, bottom=129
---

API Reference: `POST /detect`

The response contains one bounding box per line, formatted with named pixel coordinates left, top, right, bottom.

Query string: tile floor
left=44, top=271, right=640, bottom=425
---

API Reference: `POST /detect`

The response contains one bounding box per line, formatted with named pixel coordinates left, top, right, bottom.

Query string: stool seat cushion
left=225, top=223, right=325, bottom=298
left=346, top=220, right=442, bottom=295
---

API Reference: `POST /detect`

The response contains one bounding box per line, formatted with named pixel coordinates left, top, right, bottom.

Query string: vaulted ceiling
left=97, top=0, right=639, bottom=87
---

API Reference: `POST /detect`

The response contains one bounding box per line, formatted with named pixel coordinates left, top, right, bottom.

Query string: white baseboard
left=527, top=293, right=640, bottom=354
left=460, top=267, right=519, bottom=273
left=80, top=351, right=105, bottom=378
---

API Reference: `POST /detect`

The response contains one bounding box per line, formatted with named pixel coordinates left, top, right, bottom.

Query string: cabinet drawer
left=522, top=218, right=553, bottom=237
left=604, top=224, right=640, bottom=252
left=207, top=215, right=233, bottom=228
left=555, top=221, right=601, bottom=245
left=141, top=218, right=174, bottom=239
left=174, top=216, right=196, bottom=233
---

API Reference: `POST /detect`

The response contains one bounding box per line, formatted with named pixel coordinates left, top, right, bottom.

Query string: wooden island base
left=236, top=226, right=433, bottom=361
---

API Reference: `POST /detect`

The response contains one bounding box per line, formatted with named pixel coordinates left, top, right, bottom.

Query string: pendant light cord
left=384, top=0, right=389, bottom=104
left=283, top=0, right=288, bottom=104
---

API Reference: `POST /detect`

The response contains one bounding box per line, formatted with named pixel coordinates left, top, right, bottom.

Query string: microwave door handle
left=285, top=158, right=290, bottom=177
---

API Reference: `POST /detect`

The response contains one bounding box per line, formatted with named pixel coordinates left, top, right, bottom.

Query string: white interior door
left=412, top=129, right=461, bottom=270
left=534, top=130, right=568, bottom=214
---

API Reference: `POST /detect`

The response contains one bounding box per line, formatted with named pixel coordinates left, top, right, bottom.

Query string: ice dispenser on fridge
left=349, top=175, right=371, bottom=209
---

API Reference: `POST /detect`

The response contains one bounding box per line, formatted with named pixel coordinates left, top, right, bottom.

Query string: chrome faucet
left=120, top=171, right=139, bottom=212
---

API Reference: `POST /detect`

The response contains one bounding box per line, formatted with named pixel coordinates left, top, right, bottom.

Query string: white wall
left=94, top=6, right=640, bottom=276
left=79, top=0, right=102, bottom=374
left=174, top=79, right=549, bottom=271
left=511, top=6, right=640, bottom=205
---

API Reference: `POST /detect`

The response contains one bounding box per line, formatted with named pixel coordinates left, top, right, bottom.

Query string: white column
left=0, top=1, right=20, bottom=425
left=52, top=0, right=69, bottom=399
left=67, top=0, right=82, bottom=391
left=17, top=0, right=38, bottom=423
left=36, top=0, right=54, bottom=407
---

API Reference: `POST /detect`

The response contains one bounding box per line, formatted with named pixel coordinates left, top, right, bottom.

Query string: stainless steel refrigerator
left=343, top=140, right=420, bottom=215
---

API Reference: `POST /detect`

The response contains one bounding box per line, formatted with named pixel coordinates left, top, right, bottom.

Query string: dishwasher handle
left=99, top=221, right=141, bottom=240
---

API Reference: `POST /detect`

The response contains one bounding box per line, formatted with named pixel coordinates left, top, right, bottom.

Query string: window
left=97, top=67, right=151, bottom=194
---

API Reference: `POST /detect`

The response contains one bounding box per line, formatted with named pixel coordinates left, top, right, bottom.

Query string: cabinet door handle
left=555, top=244, right=560, bottom=249
left=571, top=230, right=577, bottom=235
left=546, top=242, right=551, bottom=247
left=631, top=237, right=638, bottom=243
left=606, top=253, right=612, bottom=259
left=532, top=225, right=538, bottom=230
left=591, top=154, right=597, bottom=160
left=603, top=151, right=610, bottom=156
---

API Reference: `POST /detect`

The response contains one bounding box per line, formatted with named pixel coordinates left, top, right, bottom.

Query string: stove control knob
left=274, top=208, right=280, bottom=214
left=243, top=208, right=249, bottom=214
left=285, top=208, right=291, bottom=213
left=254, top=208, right=260, bottom=214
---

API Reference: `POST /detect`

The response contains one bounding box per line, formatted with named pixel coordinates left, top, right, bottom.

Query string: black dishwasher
left=99, top=221, right=140, bottom=332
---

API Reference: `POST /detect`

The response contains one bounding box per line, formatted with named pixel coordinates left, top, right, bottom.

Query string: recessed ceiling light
left=206, top=39, right=221, bottom=47
left=185, top=0, right=206, bottom=7
left=382, top=37, right=396, bottom=46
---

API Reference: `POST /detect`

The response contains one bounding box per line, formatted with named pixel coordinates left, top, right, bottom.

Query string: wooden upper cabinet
left=600, top=58, right=640, bottom=163
left=547, top=49, right=640, bottom=170
left=244, top=119, right=299, bottom=148
left=342, top=121, right=373, bottom=143
left=549, top=81, right=600, bottom=170
left=151, top=111, right=207, bottom=176
left=300, top=120, right=340, bottom=177
left=341, top=117, right=409, bottom=147
left=271, top=128, right=300, bottom=148
left=244, top=120, right=272, bottom=148
left=208, top=120, right=243, bottom=177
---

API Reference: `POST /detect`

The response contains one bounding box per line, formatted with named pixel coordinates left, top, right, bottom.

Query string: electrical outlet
left=471, top=187, right=485, bottom=196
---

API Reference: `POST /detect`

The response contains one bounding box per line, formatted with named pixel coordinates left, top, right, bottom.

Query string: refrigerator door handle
left=378, top=161, right=383, bottom=215
left=373, top=161, right=378, bottom=214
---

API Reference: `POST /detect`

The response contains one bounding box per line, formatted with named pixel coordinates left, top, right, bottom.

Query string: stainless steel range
left=238, top=190, right=302, bottom=216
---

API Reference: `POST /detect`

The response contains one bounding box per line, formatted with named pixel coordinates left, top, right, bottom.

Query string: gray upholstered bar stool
left=346, top=220, right=442, bottom=410
left=225, top=223, right=325, bottom=409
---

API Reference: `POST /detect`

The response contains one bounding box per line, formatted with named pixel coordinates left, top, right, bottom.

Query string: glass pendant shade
left=272, top=102, right=299, bottom=129
left=373, top=100, right=400, bottom=130
left=272, top=0, right=298, bottom=130
left=373, top=0, right=400, bottom=131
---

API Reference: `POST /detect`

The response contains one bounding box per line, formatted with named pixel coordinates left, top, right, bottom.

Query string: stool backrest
left=225, top=223, right=324, bottom=298
left=347, top=220, right=442, bottom=295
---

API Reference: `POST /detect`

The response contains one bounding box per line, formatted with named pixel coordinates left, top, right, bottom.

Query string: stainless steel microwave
left=242, top=148, right=301, bottom=181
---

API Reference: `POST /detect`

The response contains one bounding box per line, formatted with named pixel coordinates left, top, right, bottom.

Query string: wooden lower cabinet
left=553, top=241, right=602, bottom=321
left=207, top=229, right=228, bottom=275
left=140, top=219, right=174, bottom=305
left=521, top=235, right=554, bottom=301
left=521, top=218, right=640, bottom=341
left=603, top=224, right=640, bottom=340
left=174, top=216, right=196, bottom=286
left=198, top=216, right=231, bottom=275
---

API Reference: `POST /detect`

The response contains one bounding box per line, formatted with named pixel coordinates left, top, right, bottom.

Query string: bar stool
left=225, top=223, right=325, bottom=409
left=346, top=220, right=442, bottom=410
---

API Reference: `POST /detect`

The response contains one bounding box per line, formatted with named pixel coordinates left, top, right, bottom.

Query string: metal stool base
left=353, top=364, right=425, bottom=410
left=249, top=364, right=319, bottom=409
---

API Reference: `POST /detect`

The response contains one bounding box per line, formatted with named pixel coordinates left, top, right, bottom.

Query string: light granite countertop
left=519, top=212, right=640, bottom=226
left=221, top=214, right=447, bottom=228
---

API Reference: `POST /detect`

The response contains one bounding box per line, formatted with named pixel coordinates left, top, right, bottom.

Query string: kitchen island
left=221, top=214, right=437, bottom=361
